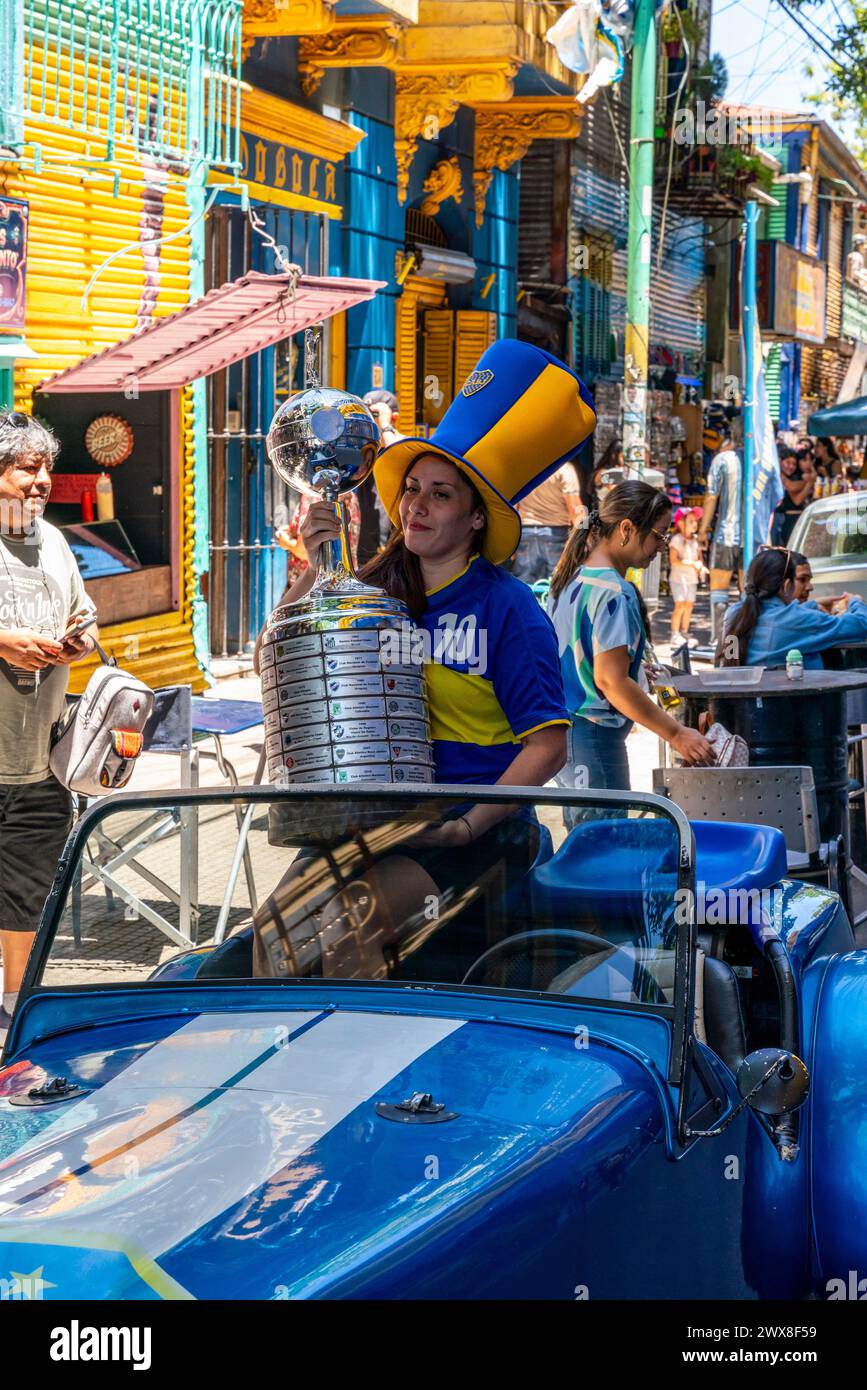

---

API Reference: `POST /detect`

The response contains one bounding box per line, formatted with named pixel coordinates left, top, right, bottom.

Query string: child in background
left=669, top=506, right=706, bottom=648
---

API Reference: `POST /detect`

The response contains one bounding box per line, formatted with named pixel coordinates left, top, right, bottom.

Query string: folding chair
left=71, top=688, right=265, bottom=949
left=71, top=686, right=201, bottom=948
left=190, top=697, right=267, bottom=942
left=669, top=642, right=692, bottom=675
left=652, top=764, right=851, bottom=920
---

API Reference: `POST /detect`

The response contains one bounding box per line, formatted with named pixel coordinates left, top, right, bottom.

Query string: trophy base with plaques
left=261, top=368, right=436, bottom=797
left=260, top=585, right=434, bottom=788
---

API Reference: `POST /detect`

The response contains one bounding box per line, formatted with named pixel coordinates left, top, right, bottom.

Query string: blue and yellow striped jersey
left=421, top=555, right=569, bottom=783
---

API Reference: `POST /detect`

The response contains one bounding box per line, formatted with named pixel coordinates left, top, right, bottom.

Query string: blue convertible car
left=0, top=783, right=861, bottom=1300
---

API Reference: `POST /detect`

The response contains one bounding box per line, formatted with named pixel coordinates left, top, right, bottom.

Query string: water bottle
left=786, top=648, right=804, bottom=681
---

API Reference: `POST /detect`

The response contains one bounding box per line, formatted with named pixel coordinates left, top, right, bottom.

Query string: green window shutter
left=756, top=142, right=786, bottom=240
left=0, top=0, right=24, bottom=151
left=764, top=344, right=782, bottom=421
left=766, top=196, right=787, bottom=242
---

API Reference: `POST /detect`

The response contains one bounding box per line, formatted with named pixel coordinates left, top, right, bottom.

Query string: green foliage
left=787, top=1, right=867, bottom=143
left=694, top=53, right=729, bottom=108
left=716, top=144, right=778, bottom=196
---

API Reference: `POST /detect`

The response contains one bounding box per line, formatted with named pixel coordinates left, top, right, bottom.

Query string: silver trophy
left=260, top=327, right=434, bottom=788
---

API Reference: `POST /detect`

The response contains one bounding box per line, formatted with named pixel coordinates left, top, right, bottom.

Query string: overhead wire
left=80, top=178, right=221, bottom=312
left=745, top=1, right=774, bottom=93
left=657, top=0, right=691, bottom=268
left=723, top=11, right=797, bottom=65
left=774, top=0, right=857, bottom=66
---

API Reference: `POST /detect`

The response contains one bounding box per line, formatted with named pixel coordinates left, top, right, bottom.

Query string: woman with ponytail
left=719, top=547, right=867, bottom=668
left=548, top=480, right=713, bottom=799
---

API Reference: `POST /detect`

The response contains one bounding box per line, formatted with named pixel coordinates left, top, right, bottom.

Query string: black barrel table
left=824, top=645, right=867, bottom=868
left=670, top=669, right=867, bottom=855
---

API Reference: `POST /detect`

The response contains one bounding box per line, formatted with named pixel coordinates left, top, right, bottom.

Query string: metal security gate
left=205, top=202, right=326, bottom=658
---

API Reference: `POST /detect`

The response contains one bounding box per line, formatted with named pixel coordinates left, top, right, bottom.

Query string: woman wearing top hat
left=250, top=342, right=598, bottom=981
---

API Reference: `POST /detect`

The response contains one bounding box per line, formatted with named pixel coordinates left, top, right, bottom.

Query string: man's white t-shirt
left=0, top=520, right=91, bottom=783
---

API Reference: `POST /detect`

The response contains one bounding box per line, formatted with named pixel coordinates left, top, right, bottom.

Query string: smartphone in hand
left=61, top=615, right=96, bottom=646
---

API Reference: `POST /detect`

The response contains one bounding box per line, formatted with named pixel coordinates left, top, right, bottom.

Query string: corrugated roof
left=39, top=271, right=385, bottom=393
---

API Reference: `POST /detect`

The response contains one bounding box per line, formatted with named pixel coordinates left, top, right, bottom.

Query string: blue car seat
left=150, top=930, right=255, bottom=981
left=531, top=819, right=786, bottom=938
left=529, top=818, right=788, bottom=1074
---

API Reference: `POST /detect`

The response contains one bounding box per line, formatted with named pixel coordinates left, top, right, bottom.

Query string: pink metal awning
left=39, top=271, right=386, bottom=393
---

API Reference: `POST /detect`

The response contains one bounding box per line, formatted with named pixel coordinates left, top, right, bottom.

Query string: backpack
left=49, top=641, right=154, bottom=796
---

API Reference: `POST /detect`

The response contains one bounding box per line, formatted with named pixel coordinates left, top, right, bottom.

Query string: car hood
left=0, top=1006, right=665, bottom=1299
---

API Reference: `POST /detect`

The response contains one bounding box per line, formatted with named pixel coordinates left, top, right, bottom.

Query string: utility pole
left=742, top=199, right=759, bottom=568
left=623, top=0, right=657, bottom=481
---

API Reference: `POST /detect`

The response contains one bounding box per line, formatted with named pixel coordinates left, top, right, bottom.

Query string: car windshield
left=798, top=498, right=867, bottom=561
left=35, top=789, right=688, bottom=1015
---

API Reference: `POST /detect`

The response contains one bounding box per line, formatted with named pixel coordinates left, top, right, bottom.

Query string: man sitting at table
left=716, top=547, right=867, bottom=669
left=789, top=551, right=847, bottom=612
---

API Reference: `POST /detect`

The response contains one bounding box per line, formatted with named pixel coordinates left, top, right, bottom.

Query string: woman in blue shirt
left=253, top=456, right=571, bottom=983
left=719, top=547, right=867, bottom=668
left=548, top=481, right=713, bottom=800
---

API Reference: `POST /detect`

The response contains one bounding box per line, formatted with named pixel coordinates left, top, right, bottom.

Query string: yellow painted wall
left=0, top=66, right=204, bottom=692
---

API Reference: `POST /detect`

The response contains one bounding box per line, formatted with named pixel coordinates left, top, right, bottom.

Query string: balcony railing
left=1, top=0, right=242, bottom=171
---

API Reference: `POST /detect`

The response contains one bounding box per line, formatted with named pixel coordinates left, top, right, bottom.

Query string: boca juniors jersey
left=419, top=554, right=568, bottom=784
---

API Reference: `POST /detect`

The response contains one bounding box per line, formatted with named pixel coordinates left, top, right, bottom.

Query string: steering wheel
left=461, top=929, right=667, bottom=1004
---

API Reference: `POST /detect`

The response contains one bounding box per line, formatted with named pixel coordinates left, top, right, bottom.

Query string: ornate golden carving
left=394, top=66, right=516, bottom=204
left=242, top=0, right=334, bottom=57
left=420, top=156, right=463, bottom=216
left=300, top=63, right=326, bottom=97
left=298, top=20, right=401, bottom=95
left=244, top=0, right=279, bottom=18
left=472, top=98, right=582, bottom=226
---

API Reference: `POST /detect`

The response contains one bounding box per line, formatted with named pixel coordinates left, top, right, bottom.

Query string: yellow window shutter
left=454, top=310, right=497, bottom=395
left=327, top=310, right=347, bottom=391
left=422, top=308, right=455, bottom=427
left=395, top=293, right=418, bottom=433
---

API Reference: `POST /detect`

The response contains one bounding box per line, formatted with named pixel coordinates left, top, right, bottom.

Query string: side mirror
left=736, top=1048, right=810, bottom=1116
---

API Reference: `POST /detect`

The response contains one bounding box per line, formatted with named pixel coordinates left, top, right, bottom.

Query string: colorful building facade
left=0, top=0, right=243, bottom=690
left=206, top=0, right=585, bottom=657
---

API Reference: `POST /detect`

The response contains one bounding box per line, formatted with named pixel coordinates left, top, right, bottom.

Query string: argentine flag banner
left=742, top=316, right=784, bottom=551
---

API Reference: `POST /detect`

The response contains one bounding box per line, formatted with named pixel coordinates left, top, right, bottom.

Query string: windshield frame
left=20, top=783, right=697, bottom=1084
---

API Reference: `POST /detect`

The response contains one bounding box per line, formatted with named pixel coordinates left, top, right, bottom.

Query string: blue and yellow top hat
left=374, top=340, right=597, bottom=566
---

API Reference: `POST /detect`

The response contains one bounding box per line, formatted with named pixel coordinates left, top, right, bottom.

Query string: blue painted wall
left=472, top=168, right=519, bottom=340
left=333, top=70, right=403, bottom=398
left=334, top=72, right=520, bottom=397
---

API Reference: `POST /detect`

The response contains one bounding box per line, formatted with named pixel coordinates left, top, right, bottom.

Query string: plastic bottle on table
left=786, top=648, right=804, bottom=682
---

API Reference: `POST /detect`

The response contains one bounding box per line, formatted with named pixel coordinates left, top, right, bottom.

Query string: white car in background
left=789, top=491, right=867, bottom=606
